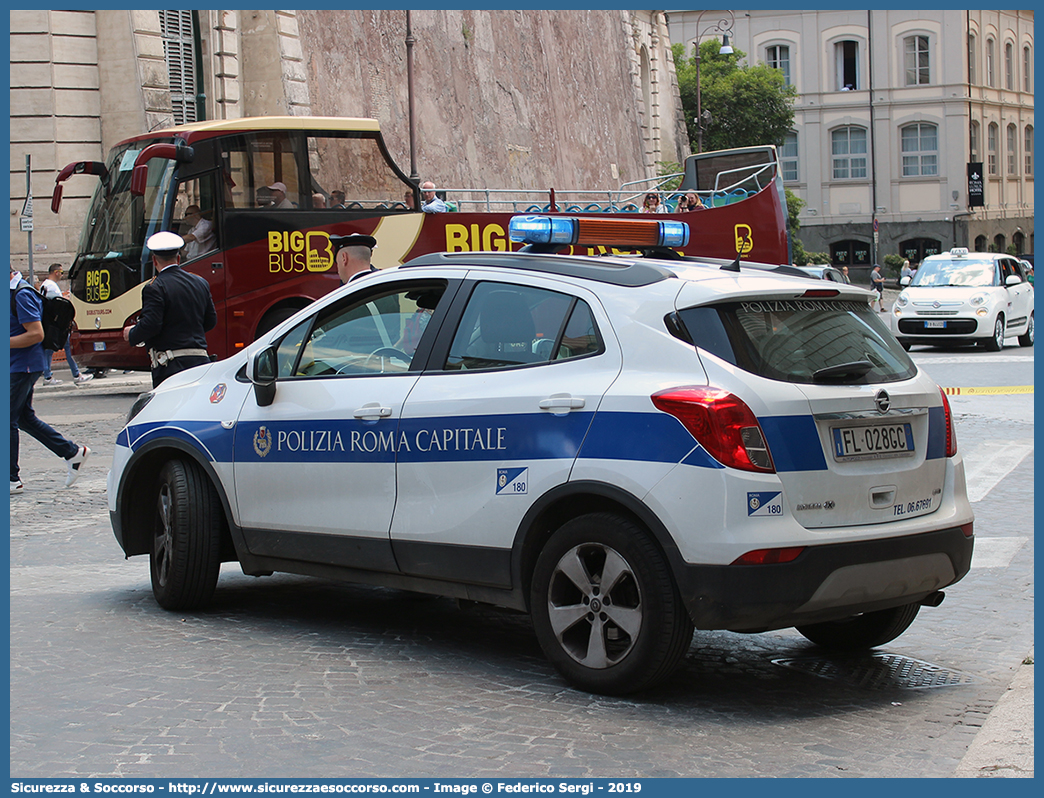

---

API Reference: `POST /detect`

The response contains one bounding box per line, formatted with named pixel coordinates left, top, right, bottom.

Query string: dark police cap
left=328, top=233, right=377, bottom=253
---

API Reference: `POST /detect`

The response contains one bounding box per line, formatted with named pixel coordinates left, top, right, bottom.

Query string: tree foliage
left=672, top=41, right=796, bottom=153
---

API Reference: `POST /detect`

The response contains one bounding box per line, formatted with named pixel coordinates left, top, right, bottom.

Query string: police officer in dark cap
left=123, top=231, right=217, bottom=387
left=328, top=233, right=378, bottom=284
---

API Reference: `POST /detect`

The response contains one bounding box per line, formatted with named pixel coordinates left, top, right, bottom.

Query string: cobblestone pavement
left=9, top=365, right=1033, bottom=778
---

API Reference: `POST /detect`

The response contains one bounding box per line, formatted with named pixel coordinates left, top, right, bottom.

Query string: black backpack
left=11, top=284, right=76, bottom=351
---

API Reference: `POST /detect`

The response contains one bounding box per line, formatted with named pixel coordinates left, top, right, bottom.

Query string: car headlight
left=969, top=292, right=989, bottom=307
left=896, top=292, right=909, bottom=308
left=125, top=391, right=155, bottom=425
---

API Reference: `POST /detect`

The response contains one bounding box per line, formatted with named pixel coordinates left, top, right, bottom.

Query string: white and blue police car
left=109, top=216, right=974, bottom=695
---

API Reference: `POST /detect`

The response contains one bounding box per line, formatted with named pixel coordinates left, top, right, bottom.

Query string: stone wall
left=296, top=10, right=686, bottom=191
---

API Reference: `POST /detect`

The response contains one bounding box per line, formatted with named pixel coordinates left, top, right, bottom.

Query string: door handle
left=353, top=404, right=392, bottom=419
left=539, top=394, right=585, bottom=413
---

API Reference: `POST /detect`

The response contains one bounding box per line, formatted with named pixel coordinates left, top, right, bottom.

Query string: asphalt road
left=8, top=353, right=1033, bottom=779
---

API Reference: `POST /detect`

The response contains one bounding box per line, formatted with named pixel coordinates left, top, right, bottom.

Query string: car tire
left=983, top=316, right=1005, bottom=351
left=150, top=459, right=223, bottom=611
left=530, top=512, right=694, bottom=695
left=795, top=602, right=920, bottom=651
left=1018, top=312, right=1034, bottom=347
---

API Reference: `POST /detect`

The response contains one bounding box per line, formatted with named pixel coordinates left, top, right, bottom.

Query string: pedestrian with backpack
left=39, top=263, right=91, bottom=385
left=10, top=268, right=91, bottom=494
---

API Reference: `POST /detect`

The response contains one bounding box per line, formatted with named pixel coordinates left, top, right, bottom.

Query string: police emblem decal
left=210, top=383, right=227, bottom=404
left=253, top=426, right=273, bottom=458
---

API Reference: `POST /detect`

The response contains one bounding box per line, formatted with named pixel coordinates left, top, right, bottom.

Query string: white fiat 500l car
left=891, top=248, right=1034, bottom=350
left=109, top=216, right=974, bottom=695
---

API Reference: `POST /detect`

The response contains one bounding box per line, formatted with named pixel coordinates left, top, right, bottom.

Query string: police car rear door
left=389, top=274, right=621, bottom=588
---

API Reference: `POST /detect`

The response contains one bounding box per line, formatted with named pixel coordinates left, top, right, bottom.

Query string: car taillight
left=939, top=386, right=957, bottom=457
left=651, top=386, right=775, bottom=472
left=731, top=547, right=805, bottom=565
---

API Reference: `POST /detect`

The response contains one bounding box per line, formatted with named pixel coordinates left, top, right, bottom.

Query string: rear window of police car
left=674, top=298, right=916, bottom=384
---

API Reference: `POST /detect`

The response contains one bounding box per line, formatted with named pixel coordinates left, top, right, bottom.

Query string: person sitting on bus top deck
left=312, top=192, right=327, bottom=209
left=404, top=189, right=416, bottom=210
left=679, top=190, right=705, bottom=211
left=267, top=182, right=295, bottom=209
left=329, top=234, right=378, bottom=284
left=640, top=193, right=667, bottom=214
left=182, top=205, right=216, bottom=261
left=330, top=190, right=346, bottom=209
left=420, top=181, right=448, bottom=213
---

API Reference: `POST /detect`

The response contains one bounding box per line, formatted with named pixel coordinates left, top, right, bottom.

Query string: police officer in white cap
left=122, top=231, right=217, bottom=387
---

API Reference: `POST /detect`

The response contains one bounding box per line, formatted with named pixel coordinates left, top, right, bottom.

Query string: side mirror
left=248, top=346, right=277, bottom=407
left=900, top=276, right=911, bottom=286
left=1005, top=274, right=1022, bottom=287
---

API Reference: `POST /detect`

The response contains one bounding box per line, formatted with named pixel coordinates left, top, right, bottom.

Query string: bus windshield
left=70, top=140, right=175, bottom=300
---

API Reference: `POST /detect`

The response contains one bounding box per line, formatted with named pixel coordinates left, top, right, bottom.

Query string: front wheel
left=795, top=602, right=920, bottom=651
left=530, top=513, right=693, bottom=695
left=983, top=316, right=1005, bottom=351
left=1018, top=312, right=1034, bottom=347
left=150, top=459, right=223, bottom=610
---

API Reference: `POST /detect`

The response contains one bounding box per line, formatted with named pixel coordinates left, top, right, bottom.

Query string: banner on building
left=967, top=162, right=984, bottom=207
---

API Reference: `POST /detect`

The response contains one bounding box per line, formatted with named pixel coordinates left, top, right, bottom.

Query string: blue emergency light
left=508, top=215, right=689, bottom=250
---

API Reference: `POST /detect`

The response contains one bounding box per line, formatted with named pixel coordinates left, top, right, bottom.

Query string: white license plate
left=832, top=423, right=914, bottom=460
left=93, top=342, right=106, bottom=351
left=924, top=320, right=947, bottom=329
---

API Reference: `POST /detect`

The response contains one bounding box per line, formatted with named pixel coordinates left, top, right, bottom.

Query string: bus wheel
left=255, top=307, right=301, bottom=339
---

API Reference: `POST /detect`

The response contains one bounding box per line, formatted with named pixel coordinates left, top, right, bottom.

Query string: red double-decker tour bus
left=51, top=116, right=789, bottom=371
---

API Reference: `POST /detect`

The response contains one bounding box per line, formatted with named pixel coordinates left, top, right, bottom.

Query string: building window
left=1007, top=124, right=1018, bottom=175
left=766, top=44, right=792, bottom=86
left=1005, top=42, right=1015, bottom=90
left=986, top=38, right=996, bottom=87
left=830, top=240, right=871, bottom=266
left=975, top=234, right=988, bottom=251
left=781, top=131, right=798, bottom=181
left=831, top=127, right=867, bottom=179
left=900, top=238, right=942, bottom=263
left=993, top=234, right=1006, bottom=253
left=1024, top=46, right=1033, bottom=92
left=988, top=123, right=999, bottom=175
left=904, top=35, right=930, bottom=85
left=835, top=40, right=859, bottom=90
left=1025, top=125, right=1033, bottom=175
left=160, top=10, right=203, bottom=125
left=901, top=123, right=938, bottom=177
left=968, top=33, right=977, bottom=84
left=970, top=120, right=980, bottom=160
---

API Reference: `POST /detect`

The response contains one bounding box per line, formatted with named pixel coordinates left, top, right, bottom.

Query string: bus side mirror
left=51, top=184, right=64, bottom=214
left=130, top=164, right=149, bottom=197
left=248, top=346, right=277, bottom=407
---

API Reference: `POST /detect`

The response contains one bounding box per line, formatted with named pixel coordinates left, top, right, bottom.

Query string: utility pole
left=20, top=154, right=35, bottom=283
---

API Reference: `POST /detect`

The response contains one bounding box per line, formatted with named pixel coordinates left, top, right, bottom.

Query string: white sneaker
left=10, top=480, right=24, bottom=494
left=65, top=445, right=91, bottom=488
left=42, top=377, right=64, bottom=386
left=74, top=373, right=94, bottom=384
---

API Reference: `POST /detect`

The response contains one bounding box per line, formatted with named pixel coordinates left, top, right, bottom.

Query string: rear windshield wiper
left=813, top=360, right=874, bottom=382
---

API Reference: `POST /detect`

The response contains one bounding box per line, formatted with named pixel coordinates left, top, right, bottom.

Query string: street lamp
left=692, top=10, right=735, bottom=153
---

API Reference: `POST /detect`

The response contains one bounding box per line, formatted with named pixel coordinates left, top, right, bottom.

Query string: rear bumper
left=676, top=526, right=973, bottom=631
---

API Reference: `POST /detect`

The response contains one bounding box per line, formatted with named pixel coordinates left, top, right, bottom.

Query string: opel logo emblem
left=875, top=389, right=891, bottom=413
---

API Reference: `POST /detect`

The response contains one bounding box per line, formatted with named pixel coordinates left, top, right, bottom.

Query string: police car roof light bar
left=508, top=215, right=689, bottom=251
